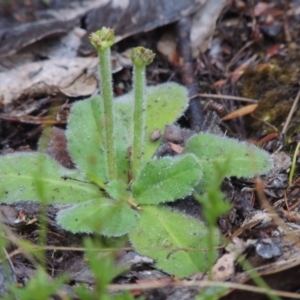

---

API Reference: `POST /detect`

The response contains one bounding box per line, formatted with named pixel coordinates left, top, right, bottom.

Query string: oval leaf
left=144, top=82, right=188, bottom=161
left=57, top=198, right=139, bottom=236
left=184, top=133, right=273, bottom=186
left=0, top=153, right=101, bottom=204
left=66, top=96, right=108, bottom=182
left=129, top=205, right=220, bottom=277
left=222, top=104, right=258, bottom=121
left=132, top=154, right=202, bottom=205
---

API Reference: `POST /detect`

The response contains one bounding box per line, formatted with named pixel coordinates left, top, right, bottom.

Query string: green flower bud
left=131, top=47, right=155, bottom=66
left=89, top=27, right=115, bottom=51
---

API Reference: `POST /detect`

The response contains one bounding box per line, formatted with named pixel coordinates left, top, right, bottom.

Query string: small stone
left=150, top=129, right=161, bottom=141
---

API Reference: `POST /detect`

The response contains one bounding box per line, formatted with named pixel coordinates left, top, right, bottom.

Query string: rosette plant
left=0, top=27, right=273, bottom=277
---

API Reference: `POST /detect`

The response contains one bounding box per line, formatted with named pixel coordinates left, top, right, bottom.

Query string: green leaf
left=113, top=93, right=133, bottom=182
left=105, top=180, right=131, bottom=201
left=129, top=206, right=219, bottom=277
left=113, top=82, right=189, bottom=182
left=10, top=267, right=67, bottom=300
left=83, top=238, right=126, bottom=298
left=184, top=133, right=273, bottom=186
left=0, top=153, right=101, bottom=204
left=56, top=198, right=139, bottom=236
left=66, top=96, right=108, bottom=182
left=41, top=83, right=188, bottom=187
left=132, top=154, right=202, bottom=205
left=144, top=83, right=188, bottom=162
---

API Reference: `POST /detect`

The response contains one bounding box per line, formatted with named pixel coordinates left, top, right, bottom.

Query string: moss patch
left=236, top=49, right=300, bottom=136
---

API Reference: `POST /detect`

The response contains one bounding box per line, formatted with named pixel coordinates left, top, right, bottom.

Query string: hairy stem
left=132, top=63, right=145, bottom=178
left=89, top=28, right=117, bottom=181
left=98, top=48, right=117, bottom=180
left=131, top=47, right=155, bottom=179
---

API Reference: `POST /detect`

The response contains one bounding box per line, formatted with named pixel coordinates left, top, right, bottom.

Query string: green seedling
left=289, top=141, right=300, bottom=186
left=75, top=238, right=139, bottom=300
left=0, top=27, right=273, bottom=278
left=9, top=267, right=67, bottom=300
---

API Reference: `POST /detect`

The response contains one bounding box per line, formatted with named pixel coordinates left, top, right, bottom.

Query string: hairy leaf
left=106, top=180, right=131, bottom=201
left=114, top=82, right=189, bottom=182
left=0, top=153, right=100, bottom=204
left=144, top=83, right=188, bottom=161
left=66, top=96, right=108, bottom=182
left=129, top=206, right=219, bottom=277
left=184, top=133, right=273, bottom=186
left=132, top=154, right=202, bottom=205
left=67, top=83, right=188, bottom=185
left=113, top=93, right=133, bottom=182
left=57, top=198, right=138, bottom=236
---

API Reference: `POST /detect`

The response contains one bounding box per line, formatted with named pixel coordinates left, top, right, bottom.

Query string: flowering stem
left=89, top=28, right=117, bottom=181
left=131, top=47, right=155, bottom=179
left=132, top=63, right=145, bottom=178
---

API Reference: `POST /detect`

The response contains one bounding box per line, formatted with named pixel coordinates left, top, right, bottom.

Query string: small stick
left=281, top=87, right=300, bottom=136
left=190, top=93, right=258, bottom=103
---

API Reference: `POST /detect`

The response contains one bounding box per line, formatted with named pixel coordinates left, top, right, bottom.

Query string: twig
left=281, top=87, right=300, bottom=136
left=190, top=93, right=258, bottom=103
left=225, top=41, right=254, bottom=74
left=107, top=280, right=300, bottom=299
left=251, top=115, right=279, bottom=132
left=0, top=115, right=66, bottom=125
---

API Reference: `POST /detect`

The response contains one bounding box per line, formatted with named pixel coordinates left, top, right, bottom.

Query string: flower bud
left=131, top=47, right=155, bottom=66
left=89, top=27, right=115, bottom=51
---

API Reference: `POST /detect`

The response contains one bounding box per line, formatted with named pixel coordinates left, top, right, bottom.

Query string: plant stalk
left=132, top=63, right=146, bottom=178
left=89, top=28, right=117, bottom=181
left=98, top=48, right=117, bottom=180
left=131, top=47, right=155, bottom=179
left=289, top=141, right=300, bottom=185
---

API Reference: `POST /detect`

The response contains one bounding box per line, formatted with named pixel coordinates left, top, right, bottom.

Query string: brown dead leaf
left=222, top=104, right=258, bottom=121
left=213, top=79, right=227, bottom=87
left=230, top=55, right=257, bottom=83
left=157, top=31, right=178, bottom=66
left=258, top=132, right=279, bottom=145
left=266, top=43, right=282, bottom=58
left=167, top=142, right=184, bottom=154
left=0, top=57, right=98, bottom=104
